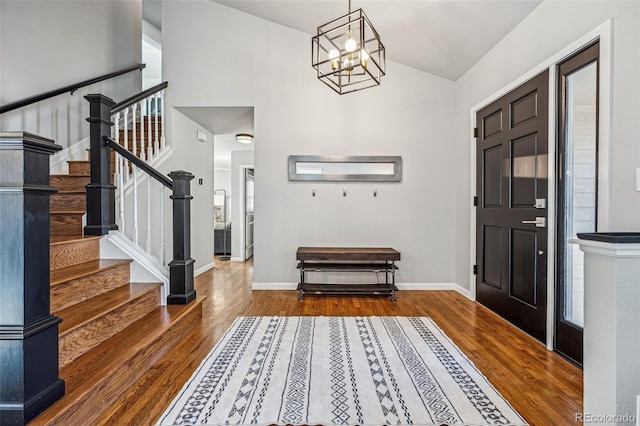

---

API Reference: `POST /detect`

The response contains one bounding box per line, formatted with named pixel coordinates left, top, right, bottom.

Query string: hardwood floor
left=97, top=257, right=582, bottom=426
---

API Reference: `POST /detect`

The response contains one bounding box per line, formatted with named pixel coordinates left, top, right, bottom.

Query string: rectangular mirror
left=288, top=155, right=402, bottom=182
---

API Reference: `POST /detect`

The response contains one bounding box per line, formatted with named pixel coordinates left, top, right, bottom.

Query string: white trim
left=236, top=164, right=255, bottom=262
left=100, top=230, right=169, bottom=304
left=252, top=282, right=298, bottom=291
left=468, top=20, right=613, bottom=350
left=546, top=64, right=557, bottom=351
left=573, top=238, right=640, bottom=258
left=251, top=282, right=473, bottom=299
left=50, top=137, right=89, bottom=175
left=195, top=261, right=215, bottom=276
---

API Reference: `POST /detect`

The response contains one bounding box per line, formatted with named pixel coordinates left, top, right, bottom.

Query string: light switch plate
left=636, top=168, right=640, bottom=191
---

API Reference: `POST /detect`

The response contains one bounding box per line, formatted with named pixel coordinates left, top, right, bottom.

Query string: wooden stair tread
left=51, top=258, right=132, bottom=286
left=53, top=189, right=86, bottom=194
left=50, top=235, right=100, bottom=245
left=50, top=210, right=85, bottom=215
left=58, top=282, right=161, bottom=334
left=30, top=298, right=204, bottom=426
left=51, top=174, right=92, bottom=178
left=60, top=301, right=200, bottom=389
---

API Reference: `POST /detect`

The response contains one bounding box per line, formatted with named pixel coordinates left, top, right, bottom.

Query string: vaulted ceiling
left=211, top=0, right=543, bottom=81
left=144, top=1, right=542, bottom=81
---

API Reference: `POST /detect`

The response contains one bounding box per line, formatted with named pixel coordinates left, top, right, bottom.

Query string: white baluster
left=133, top=163, right=139, bottom=246
left=139, top=101, right=145, bottom=162
left=160, top=185, right=166, bottom=266
left=132, top=103, right=138, bottom=162
left=146, top=176, right=151, bottom=254
left=118, top=153, right=125, bottom=235
left=113, top=111, right=120, bottom=141
left=159, top=89, right=166, bottom=150
left=147, top=99, right=152, bottom=160
left=123, top=107, right=130, bottom=182
left=154, top=93, right=160, bottom=154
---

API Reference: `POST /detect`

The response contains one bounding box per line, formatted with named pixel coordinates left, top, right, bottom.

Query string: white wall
left=162, top=0, right=457, bottom=287
left=453, top=0, right=640, bottom=289
left=160, top=109, right=216, bottom=274
left=0, top=0, right=142, bottom=149
left=214, top=169, right=231, bottom=193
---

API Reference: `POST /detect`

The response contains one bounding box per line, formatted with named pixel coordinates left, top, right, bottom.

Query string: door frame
left=234, top=164, right=255, bottom=262
left=468, top=19, right=612, bottom=349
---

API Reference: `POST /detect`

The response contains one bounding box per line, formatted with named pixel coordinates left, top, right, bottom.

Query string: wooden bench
left=296, top=247, right=400, bottom=301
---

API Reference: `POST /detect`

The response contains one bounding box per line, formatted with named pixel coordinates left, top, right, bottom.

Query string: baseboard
left=252, top=282, right=298, bottom=290
left=230, top=257, right=244, bottom=262
left=195, top=261, right=215, bottom=276
left=251, top=281, right=474, bottom=300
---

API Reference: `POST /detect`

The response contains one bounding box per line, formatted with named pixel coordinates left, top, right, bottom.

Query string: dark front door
left=476, top=70, right=549, bottom=342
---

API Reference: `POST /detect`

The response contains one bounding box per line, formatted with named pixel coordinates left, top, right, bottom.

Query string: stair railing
left=85, top=94, right=196, bottom=305
left=108, top=82, right=168, bottom=256
left=0, top=63, right=145, bottom=114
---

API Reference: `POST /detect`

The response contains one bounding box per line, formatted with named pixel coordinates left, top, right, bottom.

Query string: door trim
left=469, top=19, right=612, bottom=349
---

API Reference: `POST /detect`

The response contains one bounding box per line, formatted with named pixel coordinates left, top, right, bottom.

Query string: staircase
left=30, top=117, right=203, bottom=425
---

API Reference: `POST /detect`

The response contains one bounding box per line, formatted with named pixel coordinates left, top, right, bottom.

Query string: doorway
left=475, top=70, right=549, bottom=343
left=554, top=42, right=599, bottom=366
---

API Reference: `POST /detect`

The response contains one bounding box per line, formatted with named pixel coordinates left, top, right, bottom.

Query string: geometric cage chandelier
left=312, top=0, right=386, bottom=95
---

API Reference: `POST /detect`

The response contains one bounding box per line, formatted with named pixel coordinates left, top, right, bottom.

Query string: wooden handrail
left=103, top=136, right=172, bottom=189
left=112, top=81, right=168, bottom=115
left=0, top=63, right=145, bottom=115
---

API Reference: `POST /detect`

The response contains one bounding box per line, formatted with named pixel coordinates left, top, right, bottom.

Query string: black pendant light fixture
left=312, top=0, right=386, bottom=95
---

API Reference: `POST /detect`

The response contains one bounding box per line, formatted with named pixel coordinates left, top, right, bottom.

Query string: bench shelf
left=296, top=247, right=400, bottom=302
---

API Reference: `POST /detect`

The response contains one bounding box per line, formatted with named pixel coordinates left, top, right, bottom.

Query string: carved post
left=0, top=132, right=65, bottom=423
left=84, top=94, right=117, bottom=236
left=167, top=170, right=196, bottom=304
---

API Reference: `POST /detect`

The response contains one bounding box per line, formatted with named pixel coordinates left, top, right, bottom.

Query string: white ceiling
left=144, top=0, right=542, bottom=81
left=211, top=0, right=543, bottom=81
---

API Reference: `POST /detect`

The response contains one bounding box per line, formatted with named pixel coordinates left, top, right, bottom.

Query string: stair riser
left=67, top=162, right=87, bottom=176
left=51, top=264, right=130, bottom=313
left=51, top=192, right=86, bottom=212
left=51, top=175, right=90, bottom=192
left=46, top=302, right=202, bottom=426
left=50, top=213, right=84, bottom=237
left=50, top=238, right=100, bottom=271
left=59, top=285, right=161, bottom=368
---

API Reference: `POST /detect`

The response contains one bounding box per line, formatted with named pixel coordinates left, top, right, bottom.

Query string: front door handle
left=522, top=217, right=546, bottom=228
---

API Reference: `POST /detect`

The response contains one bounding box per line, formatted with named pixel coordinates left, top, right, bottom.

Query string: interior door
left=476, top=70, right=549, bottom=342
left=244, top=168, right=254, bottom=260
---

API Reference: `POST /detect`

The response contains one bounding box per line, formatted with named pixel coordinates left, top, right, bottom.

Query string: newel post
left=0, top=132, right=65, bottom=424
left=84, top=94, right=117, bottom=236
left=167, top=170, right=196, bottom=304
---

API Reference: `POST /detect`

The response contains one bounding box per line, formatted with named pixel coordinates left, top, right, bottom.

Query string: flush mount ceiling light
left=235, top=134, right=253, bottom=144
left=312, top=0, right=386, bottom=95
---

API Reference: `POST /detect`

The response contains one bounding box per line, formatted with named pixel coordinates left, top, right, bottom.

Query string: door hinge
left=473, top=127, right=479, bottom=138
left=473, top=265, right=478, bottom=275
left=473, top=196, right=478, bottom=206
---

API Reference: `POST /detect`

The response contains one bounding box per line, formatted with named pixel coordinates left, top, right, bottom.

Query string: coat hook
left=343, top=189, right=347, bottom=197
left=373, top=188, right=377, bottom=197
left=312, top=188, right=316, bottom=197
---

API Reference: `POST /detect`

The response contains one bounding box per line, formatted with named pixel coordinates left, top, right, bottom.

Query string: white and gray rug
left=157, top=316, right=527, bottom=426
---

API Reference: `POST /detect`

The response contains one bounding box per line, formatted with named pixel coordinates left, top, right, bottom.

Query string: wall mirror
left=288, top=155, right=402, bottom=182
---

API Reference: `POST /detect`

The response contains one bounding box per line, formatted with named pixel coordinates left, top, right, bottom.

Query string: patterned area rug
left=157, top=316, right=527, bottom=426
